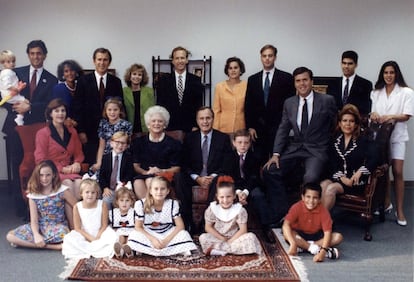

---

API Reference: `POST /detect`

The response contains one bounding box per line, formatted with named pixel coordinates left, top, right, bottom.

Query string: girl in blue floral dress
left=91, top=98, right=132, bottom=172
left=6, top=160, right=77, bottom=250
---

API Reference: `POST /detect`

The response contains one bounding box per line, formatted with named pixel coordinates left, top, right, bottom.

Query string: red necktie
left=30, top=69, right=37, bottom=98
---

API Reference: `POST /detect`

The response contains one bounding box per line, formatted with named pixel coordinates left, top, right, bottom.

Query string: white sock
left=308, top=243, right=320, bottom=255
left=210, top=249, right=227, bottom=256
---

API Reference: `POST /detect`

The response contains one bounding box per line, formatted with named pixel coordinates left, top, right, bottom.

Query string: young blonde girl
left=127, top=176, right=196, bottom=256
left=62, top=179, right=117, bottom=258
left=0, top=50, right=26, bottom=125
left=91, top=98, right=132, bottom=171
left=110, top=186, right=136, bottom=258
left=6, top=160, right=77, bottom=250
left=199, top=176, right=262, bottom=256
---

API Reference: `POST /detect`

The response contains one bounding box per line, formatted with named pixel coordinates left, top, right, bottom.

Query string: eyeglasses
left=112, top=140, right=128, bottom=146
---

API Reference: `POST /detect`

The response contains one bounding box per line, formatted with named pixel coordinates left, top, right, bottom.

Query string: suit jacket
left=273, top=92, right=337, bottom=162
left=123, top=86, right=155, bottom=133
left=99, top=151, right=134, bottom=191
left=331, top=75, right=372, bottom=116
left=34, top=124, right=84, bottom=181
left=182, top=129, right=232, bottom=177
left=156, top=72, right=203, bottom=132
left=223, top=149, right=263, bottom=192
left=72, top=72, right=123, bottom=142
left=2, top=65, right=57, bottom=135
left=244, top=69, right=295, bottom=155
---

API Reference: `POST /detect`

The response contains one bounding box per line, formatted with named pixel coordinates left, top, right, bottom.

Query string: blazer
left=182, top=129, right=232, bottom=177
left=34, top=124, right=84, bottom=181
left=72, top=72, right=123, bottom=142
left=273, top=92, right=337, bottom=162
left=123, top=86, right=155, bottom=133
left=223, top=149, right=263, bottom=192
left=2, top=65, right=57, bottom=135
left=156, top=72, right=203, bottom=132
left=99, top=151, right=134, bottom=191
left=245, top=69, right=295, bottom=139
left=331, top=75, right=372, bottom=116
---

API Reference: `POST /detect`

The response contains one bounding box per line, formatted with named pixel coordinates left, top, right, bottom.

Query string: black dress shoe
left=263, top=228, right=276, bottom=243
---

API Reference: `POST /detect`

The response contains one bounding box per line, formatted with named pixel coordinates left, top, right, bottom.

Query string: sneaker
left=308, top=243, right=320, bottom=255
left=325, top=247, right=339, bottom=259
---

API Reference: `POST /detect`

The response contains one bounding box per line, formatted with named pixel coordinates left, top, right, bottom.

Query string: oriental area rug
left=66, top=230, right=302, bottom=282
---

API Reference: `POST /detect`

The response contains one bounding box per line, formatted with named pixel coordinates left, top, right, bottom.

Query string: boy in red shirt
left=282, top=183, right=343, bottom=262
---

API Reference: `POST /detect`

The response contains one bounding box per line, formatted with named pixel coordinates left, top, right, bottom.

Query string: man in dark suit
left=244, top=44, right=295, bottom=164
left=1, top=40, right=57, bottom=217
left=156, top=46, right=203, bottom=132
left=178, top=107, right=232, bottom=232
left=263, top=67, right=337, bottom=225
left=72, top=47, right=123, bottom=165
left=330, top=50, right=372, bottom=117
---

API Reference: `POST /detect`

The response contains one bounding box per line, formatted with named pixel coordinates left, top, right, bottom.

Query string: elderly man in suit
left=263, top=67, right=337, bottom=225
left=244, top=44, right=295, bottom=164
left=156, top=46, right=204, bottom=132
left=72, top=47, right=123, bottom=165
left=331, top=50, right=372, bottom=118
left=178, top=107, right=232, bottom=233
left=2, top=40, right=57, bottom=217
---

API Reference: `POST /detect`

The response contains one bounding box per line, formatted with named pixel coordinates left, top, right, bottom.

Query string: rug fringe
left=58, top=258, right=80, bottom=280
left=274, top=228, right=309, bottom=282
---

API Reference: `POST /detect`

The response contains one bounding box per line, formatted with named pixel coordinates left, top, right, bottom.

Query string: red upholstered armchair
left=14, top=123, right=47, bottom=199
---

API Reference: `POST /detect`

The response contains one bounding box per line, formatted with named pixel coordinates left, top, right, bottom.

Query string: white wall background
left=1, top=0, right=413, bottom=179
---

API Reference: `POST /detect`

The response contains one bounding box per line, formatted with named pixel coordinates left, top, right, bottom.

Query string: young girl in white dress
left=199, top=176, right=262, bottom=256
left=6, top=160, right=77, bottom=250
left=127, top=176, right=197, bottom=256
left=109, top=185, right=136, bottom=258
left=62, top=179, right=117, bottom=259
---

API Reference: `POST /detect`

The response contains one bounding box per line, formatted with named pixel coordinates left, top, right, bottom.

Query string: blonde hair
left=102, top=98, right=126, bottom=119
left=143, top=176, right=172, bottom=214
left=79, top=179, right=100, bottom=200
left=0, top=50, right=15, bottom=64
left=113, top=187, right=136, bottom=208
left=111, top=131, right=130, bottom=144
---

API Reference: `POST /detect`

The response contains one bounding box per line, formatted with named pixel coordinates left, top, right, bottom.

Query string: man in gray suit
left=262, top=66, right=337, bottom=225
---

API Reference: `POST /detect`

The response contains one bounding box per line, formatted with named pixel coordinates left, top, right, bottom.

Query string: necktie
left=201, top=135, right=208, bottom=176
left=177, top=75, right=184, bottom=105
left=99, top=76, right=105, bottom=105
left=264, top=71, right=270, bottom=105
left=301, top=98, right=308, bottom=134
left=342, top=78, right=349, bottom=104
left=110, top=155, right=119, bottom=189
left=30, top=69, right=37, bottom=98
left=239, top=154, right=245, bottom=179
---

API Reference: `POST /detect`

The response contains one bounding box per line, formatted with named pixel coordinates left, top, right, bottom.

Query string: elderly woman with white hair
left=131, top=105, right=182, bottom=199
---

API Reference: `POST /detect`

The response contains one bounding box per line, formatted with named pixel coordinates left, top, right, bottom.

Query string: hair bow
left=116, top=181, right=132, bottom=191
left=82, top=173, right=98, bottom=180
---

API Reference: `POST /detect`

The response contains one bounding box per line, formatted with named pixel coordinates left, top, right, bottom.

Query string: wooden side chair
left=335, top=122, right=394, bottom=241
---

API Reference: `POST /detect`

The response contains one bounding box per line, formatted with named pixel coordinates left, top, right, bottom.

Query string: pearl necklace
left=64, top=81, right=76, bottom=92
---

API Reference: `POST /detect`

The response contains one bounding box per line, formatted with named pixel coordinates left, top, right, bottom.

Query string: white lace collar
left=209, top=202, right=242, bottom=222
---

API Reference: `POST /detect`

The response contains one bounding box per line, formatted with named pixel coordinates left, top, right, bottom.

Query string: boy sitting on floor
left=282, top=182, right=343, bottom=262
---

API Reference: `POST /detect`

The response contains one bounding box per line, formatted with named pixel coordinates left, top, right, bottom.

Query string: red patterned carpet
left=68, top=232, right=300, bottom=282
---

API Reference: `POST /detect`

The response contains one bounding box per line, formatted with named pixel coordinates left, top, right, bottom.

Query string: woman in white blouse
left=370, top=61, right=414, bottom=226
